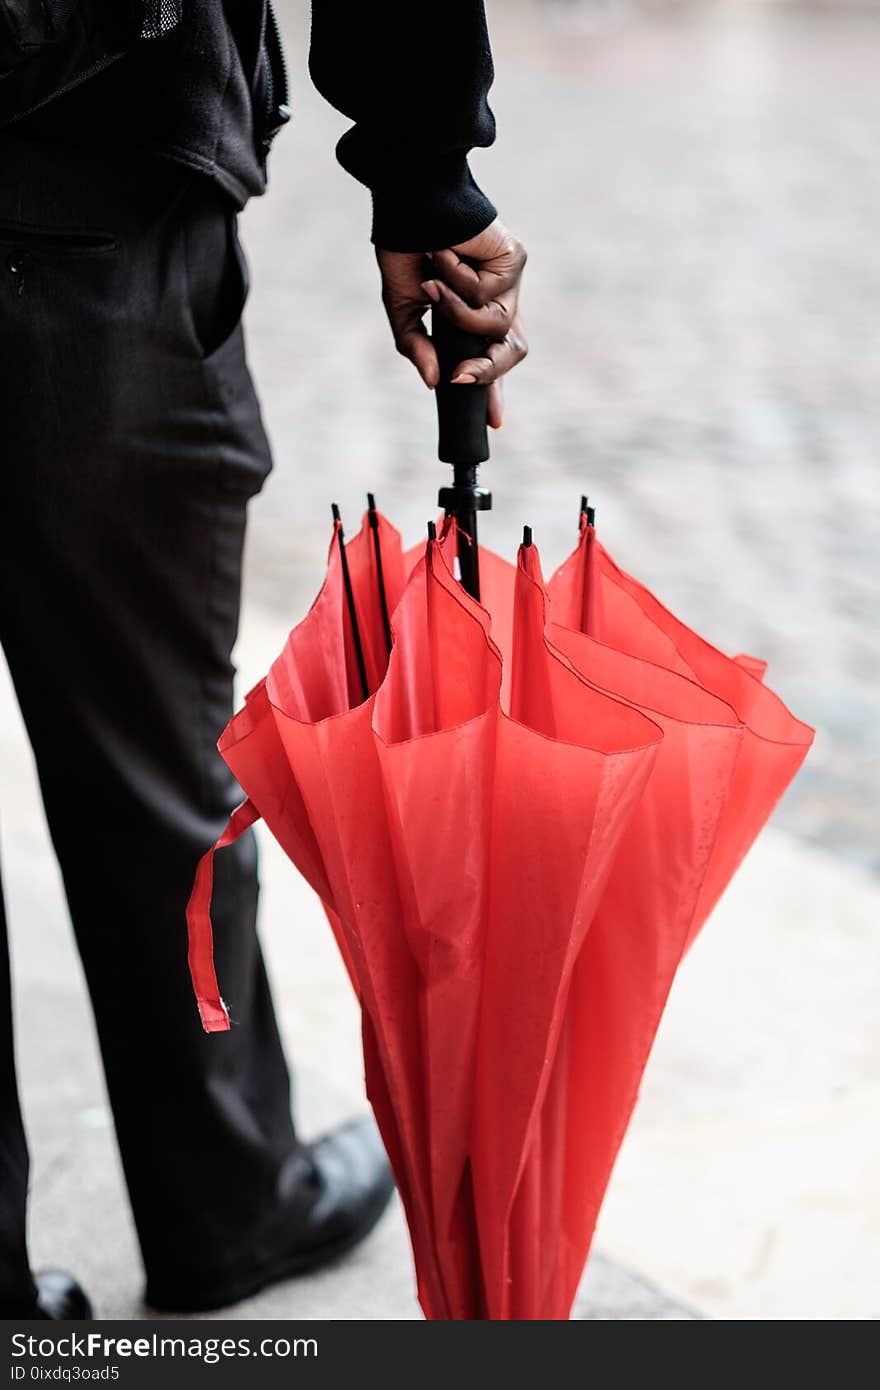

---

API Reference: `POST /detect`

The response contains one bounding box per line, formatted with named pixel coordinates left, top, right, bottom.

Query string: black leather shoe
left=34, top=1271, right=93, bottom=1320
left=146, top=1115, right=395, bottom=1313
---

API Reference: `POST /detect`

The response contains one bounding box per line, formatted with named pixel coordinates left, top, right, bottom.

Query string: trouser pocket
left=179, top=178, right=249, bottom=366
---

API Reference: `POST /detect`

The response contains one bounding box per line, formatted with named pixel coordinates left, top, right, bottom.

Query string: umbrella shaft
left=438, top=463, right=491, bottom=604
left=456, top=507, right=481, bottom=601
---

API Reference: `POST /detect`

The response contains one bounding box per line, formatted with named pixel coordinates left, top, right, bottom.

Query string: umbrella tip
left=367, top=492, right=376, bottom=511
left=586, top=505, right=596, bottom=527
left=427, top=520, right=437, bottom=542
left=580, top=495, right=589, bottom=514
left=522, top=525, right=533, bottom=548
left=331, top=502, right=341, bottom=523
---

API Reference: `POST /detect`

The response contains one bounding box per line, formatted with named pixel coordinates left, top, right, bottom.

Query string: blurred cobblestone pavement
left=242, top=0, right=879, bottom=872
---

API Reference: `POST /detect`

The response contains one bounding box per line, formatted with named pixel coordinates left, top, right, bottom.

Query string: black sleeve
left=308, top=1, right=498, bottom=252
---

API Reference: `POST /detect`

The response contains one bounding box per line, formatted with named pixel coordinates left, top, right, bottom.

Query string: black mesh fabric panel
left=138, top=1, right=184, bottom=41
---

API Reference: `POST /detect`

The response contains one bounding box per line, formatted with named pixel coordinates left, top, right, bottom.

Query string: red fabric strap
left=186, top=798, right=260, bottom=1033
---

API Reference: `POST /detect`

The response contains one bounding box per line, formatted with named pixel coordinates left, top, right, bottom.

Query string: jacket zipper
left=261, top=47, right=273, bottom=124
left=265, top=2, right=288, bottom=113
left=4, top=50, right=124, bottom=127
left=260, top=0, right=290, bottom=165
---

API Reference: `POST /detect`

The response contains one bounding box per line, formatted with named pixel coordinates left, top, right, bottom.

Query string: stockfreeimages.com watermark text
left=10, top=1331, right=316, bottom=1375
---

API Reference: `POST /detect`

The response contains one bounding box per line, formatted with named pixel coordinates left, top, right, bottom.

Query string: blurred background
left=3, top=0, right=878, bottom=1320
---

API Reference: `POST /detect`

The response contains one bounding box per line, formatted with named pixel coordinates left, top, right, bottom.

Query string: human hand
left=376, top=218, right=527, bottom=428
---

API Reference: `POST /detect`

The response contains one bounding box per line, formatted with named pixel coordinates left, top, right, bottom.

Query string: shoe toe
left=35, top=1270, right=93, bottom=1320
left=299, top=1115, right=395, bottom=1250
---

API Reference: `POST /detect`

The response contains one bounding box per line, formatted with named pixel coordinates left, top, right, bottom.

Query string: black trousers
left=0, top=134, right=301, bottom=1313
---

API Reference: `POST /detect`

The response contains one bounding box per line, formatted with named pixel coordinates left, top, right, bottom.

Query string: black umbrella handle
left=432, top=307, right=490, bottom=466
left=432, top=291, right=492, bottom=600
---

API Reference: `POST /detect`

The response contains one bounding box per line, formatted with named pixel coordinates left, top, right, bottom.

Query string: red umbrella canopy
left=187, top=509, right=812, bottom=1319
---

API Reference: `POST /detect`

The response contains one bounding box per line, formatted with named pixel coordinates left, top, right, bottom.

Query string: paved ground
left=2, top=0, right=878, bottom=1322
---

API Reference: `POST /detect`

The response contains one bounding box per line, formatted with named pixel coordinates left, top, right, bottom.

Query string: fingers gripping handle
left=431, top=260, right=492, bottom=601
left=432, top=304, right=490, bottom=466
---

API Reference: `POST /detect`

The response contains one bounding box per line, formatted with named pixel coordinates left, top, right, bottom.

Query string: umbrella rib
left=367, top=493, right=393, bottom=657
left=331, top=503, right=370, bottom=704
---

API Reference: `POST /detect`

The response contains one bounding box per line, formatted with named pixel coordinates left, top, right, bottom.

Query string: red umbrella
left=186, top=512, right=811, bottom=1319
left=186, top=318, right=812, bottom=1319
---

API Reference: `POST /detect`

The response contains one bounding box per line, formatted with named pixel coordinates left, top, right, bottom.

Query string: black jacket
left=0, top=2, right=497, bottom=251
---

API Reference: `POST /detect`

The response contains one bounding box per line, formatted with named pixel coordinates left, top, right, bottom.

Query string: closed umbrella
left=186, top=318, right=812, bottom=1318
